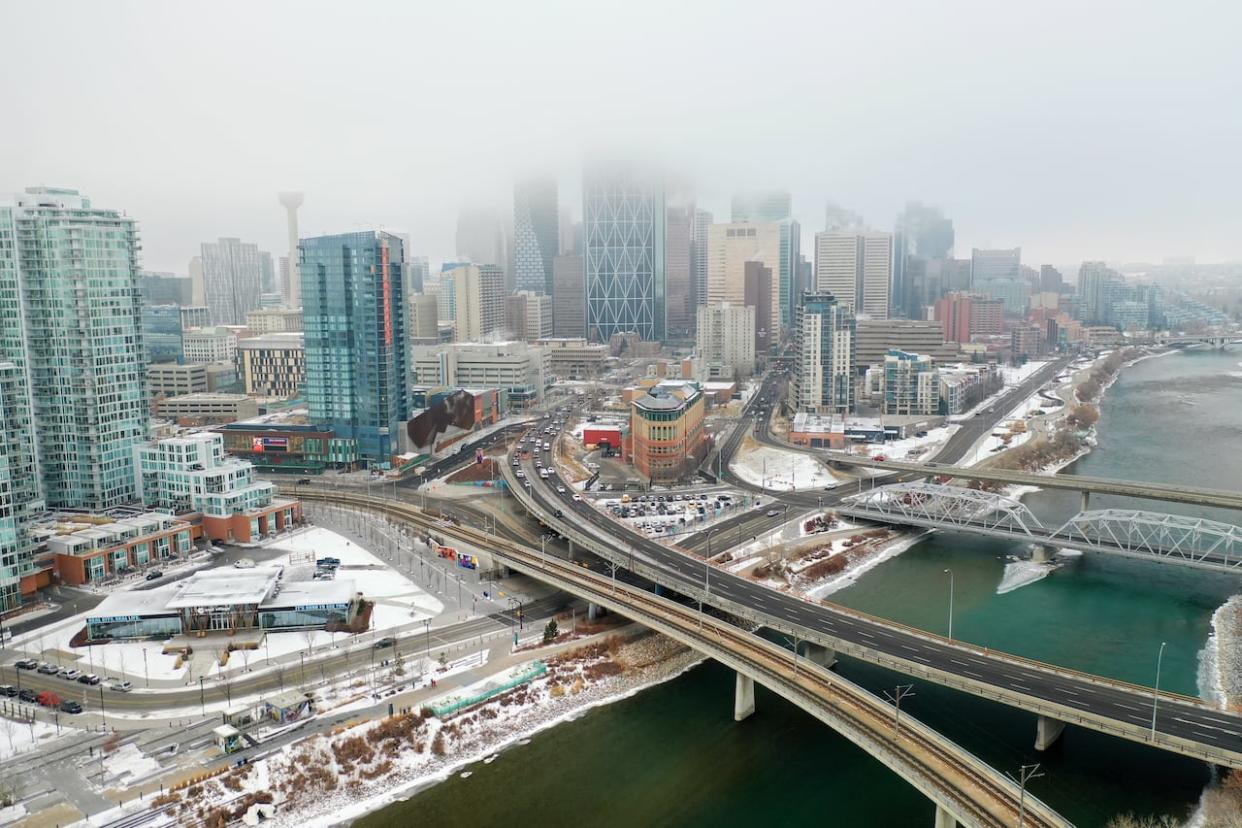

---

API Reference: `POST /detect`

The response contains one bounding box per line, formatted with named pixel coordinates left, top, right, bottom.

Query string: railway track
left=295, top=488, right=1067, bottom=828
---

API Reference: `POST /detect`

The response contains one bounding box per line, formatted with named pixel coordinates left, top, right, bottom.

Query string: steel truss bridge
left=839, top=482, right=1242, bottom=572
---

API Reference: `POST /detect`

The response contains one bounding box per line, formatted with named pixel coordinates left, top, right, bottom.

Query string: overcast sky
left=3, top=1, right=1239, bottom=274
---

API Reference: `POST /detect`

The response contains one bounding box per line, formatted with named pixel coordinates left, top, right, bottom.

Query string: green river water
left=358, top=349, right=1242, bottom=828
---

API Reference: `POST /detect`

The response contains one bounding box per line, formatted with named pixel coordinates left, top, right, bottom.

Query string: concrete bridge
left=495, top=454, right=1242, bottom=775
left=293, top=486, right=1068, bottom=828
left=839, top=482, right=1242, bottom=572
left=1154, top=333, right=1241, bottom=349
left=822, top=454, right=1242, bottom=513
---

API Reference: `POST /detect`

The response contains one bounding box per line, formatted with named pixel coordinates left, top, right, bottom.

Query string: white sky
left=2, top=0, right=1239, bottom=273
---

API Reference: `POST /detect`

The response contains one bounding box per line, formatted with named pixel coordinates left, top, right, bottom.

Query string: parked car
left=109, top=681, right=133, bottom=692
left=14, top=658, right=37, bottom=670
left=234, top=558, right=256, bottom=569
left=316, top=557, right=341, bottom=568
left=373, top=637, right=396, bottom=650
left=77, top=673, right=101, bottom=685
left=37, top=662, right=59, bottom=675
left=766, top=509, right=780, bottom=518
left=0, top=685, right=16, bottom=697
left=18, top=689, right=36, bottom=703
left=145, top=570, right=163, bottom=581
left=60, top=700, right=83, bottom=714
left=61, top=669, right=82, bottom=681
left=35, top=690, right=62, bottom=707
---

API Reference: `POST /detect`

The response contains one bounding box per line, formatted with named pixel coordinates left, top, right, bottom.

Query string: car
left=766, top=509, right=780, bottom=518
left=317, top=557, right=341, bottom=568
left=297, top=477, right=311, bottom=485
left=60, top=700, right=83, bottom=714
left=572, top=494, right=582, bottom=502
left=18, top=689, right=36, bottom=703
left=515, top=469, right=525, bottom=478
left=14, top=658, right=37, bottom=670
left=35, top=690, right=62, bottom=707
left=109, top=681, right=133, bottom=692
left=556, top=485, right=567, bottom=494
left=234, top=558, right=256, bottom=569
left=37, top=662, right=59, bottom=675
left=373, top=637, right=396, bottom=650
left=145, top=569, right=163, bottom=581
left=77, top=673, right=101, bottom=685
left=554, top=509, right=563, bottom=518
left=872, top=455, right=887, bottom=462
left=61, top=669, right=82, bottom=681
left=0, top=685, right=16, bottom=697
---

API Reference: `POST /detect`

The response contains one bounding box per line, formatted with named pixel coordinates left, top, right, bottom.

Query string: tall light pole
left=943, top=568, right=954, bottom=640
left=1151, top=641, right=1167, bottom=739
left=1007, top=763, right=1044, bottom=828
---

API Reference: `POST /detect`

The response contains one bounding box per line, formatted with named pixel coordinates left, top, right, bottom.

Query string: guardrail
left=485, top=465, right=1242, bottom=770
left=291, top=486, right=1067, bottom=828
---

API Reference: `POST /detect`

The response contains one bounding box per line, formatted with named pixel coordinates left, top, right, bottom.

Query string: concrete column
left=802, top=643, right=837, bottom=669
left=1034, top=715, right=1066, bottom=751
left=1031, top=544, right=1055, bottom=563
left=587, top=603, right=599, bottom=622
left=734, top=672, right=755, bottom=721
left=567, top=539, right=575, bottom=560
left=1080, top=490, right=1090, bottom=513
left=934, top=804, right=957, bottom=828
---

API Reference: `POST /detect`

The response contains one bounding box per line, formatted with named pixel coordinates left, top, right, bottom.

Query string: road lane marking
left=1114, top=702, right=1142, bottom=712
left=963, top=670, right=983, bottom=679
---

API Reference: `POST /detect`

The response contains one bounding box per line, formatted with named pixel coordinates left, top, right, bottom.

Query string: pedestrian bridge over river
left=839, top=482, right=1242, bottom=572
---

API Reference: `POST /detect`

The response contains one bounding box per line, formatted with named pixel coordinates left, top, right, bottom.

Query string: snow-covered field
left=730, top=445, right=844, bottom=491
left=0, top=716, right=69, bottom=761
left=10, top=528, right=445, bottom=684
left=872, top=424, right=960, bottom=462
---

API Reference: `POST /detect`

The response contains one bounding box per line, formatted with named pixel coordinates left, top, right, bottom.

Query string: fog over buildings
left=3, top=1, right=1240, bottom=272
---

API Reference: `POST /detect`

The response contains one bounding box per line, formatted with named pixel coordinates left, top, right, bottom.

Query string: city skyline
left=4, top=3, right=1240, bottom=273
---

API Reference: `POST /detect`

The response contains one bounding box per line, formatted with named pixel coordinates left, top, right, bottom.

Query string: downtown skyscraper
left=583, top=162, right=666, bottom=342
left=301, top=231, right=409, bottom=468
left=201, top=236, right=268, bottom=325
left=513, top=176, right=559, bottom=294
left=730, top=190, right=800, bottom=333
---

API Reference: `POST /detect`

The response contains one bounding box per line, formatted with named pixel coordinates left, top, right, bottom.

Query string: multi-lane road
left=513, top=420, right=1242, bottom=768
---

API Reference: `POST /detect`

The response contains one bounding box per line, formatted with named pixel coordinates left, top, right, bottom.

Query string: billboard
left=251, top=436, right=289, bottom=453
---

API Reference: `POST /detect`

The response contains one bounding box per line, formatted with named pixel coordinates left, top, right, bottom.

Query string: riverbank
left=157, top=633, right=702, bottom=828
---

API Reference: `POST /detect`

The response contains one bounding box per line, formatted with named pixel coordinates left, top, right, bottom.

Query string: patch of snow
left=804, top=531, right=932, bottom=600
left=0, top=717, right=70, bottom=761
left=730, top=445, right=845, bottom=491
left=995, top=560, right=1056, bottom=595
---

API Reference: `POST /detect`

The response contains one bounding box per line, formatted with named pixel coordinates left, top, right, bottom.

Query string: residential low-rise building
left=879, top=349, right=939, bottom=415
left=135, top=431, right=300, bottom=542
left=46, top=512, right=196, bottom=586
left=147, top=363, right=209, bottom=399
left=217, top=419, right=359, bottom=472
left=938, top=363, right=1003, bottom=415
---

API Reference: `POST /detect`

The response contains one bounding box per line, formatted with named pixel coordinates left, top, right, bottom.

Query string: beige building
left=411, top=341, right=547, bottom=409
left=442, top=263, right=504, bottom=342
left=814, top=231, right=893, bottom=319
left=696, top=303, right=755, bottom=380
left=552, top=254, right=585, bottom=337
left=505, top=292, right=553, bottom=342
left=238, top=333, right=305, bottom=398
left=244, top=307, right=303, bottom=334
left=706, top=222, right=781, bottom=338
left=537, top=337, right=608, bottom=379
left=156, top=393, right=257, bottom=424
left=409, top=293, right=440, bottom=342
left=182, top=327, right=238, bottom=364
left=147, top=363, right=209, bottom=399
left=855, top=319, right=957, bottom=371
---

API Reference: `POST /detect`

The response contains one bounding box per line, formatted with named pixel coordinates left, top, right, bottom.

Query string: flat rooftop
left=166, top=569, right=278, bottom=608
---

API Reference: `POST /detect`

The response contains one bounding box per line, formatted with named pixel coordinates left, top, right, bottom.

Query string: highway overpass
left=295, top=488, right=1067, bottom=828
left=502, top=446, right=1242, bottom=773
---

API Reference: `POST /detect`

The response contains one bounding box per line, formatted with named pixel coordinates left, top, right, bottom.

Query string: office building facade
left=814, top=232, right=892, bottom=319
left=505, top=292, right=553, bottom=342
left=552, top=254, right=586, bottom=337
left=301, top=231, right=409, bottom=467
left=239, top=333, right=305, bottom=398
left=583, top=163, right=665, bottom=342
left=442, top=263, right=505, bottom=341
left=743, top=261, right=773, bottom=358
left=707, top=222, right=782, bottom=340
left=200, top=237, right=268, bottom=326
left=696, top=303, right=756, bottom=379
left=664, top=206, right=694, bottom=338
left=0, top=362, right=42, bottom=610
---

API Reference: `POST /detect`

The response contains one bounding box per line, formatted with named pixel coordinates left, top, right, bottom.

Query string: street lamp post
left=1151, top=641, right=1168, bottom=739
left=1007, top=763, right=1044, bottom=828
left=943, top=568, right=955, bottom=640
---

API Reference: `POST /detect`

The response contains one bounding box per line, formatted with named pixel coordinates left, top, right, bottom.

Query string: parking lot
left=593, top=491, right=751, bottom=541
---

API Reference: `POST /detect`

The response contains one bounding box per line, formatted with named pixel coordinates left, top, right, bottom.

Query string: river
left=357, top=348, right=1242, bottom=828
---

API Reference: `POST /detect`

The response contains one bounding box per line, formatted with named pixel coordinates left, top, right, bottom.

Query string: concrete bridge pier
left=587, top=602, right=600, bottom=622
left=567, top=538, right=575, bottom=560
left=1032, top=544, right=1056, bottom=563
left=1035, top=715, right=1066, bottom=751
left=934, top=804, right=957, bottom=828
left=734, top=672, right=756, bottom=721
left=1080, top=490, right=1090, bottom=512
left=801, top=643, right=837, bottom=669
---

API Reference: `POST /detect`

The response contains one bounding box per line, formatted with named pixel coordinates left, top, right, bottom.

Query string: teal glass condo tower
left=301, top=231, right=410, bottom=468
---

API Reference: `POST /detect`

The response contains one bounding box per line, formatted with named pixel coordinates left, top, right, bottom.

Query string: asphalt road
left=515, top=420, right=1242, bottom=763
